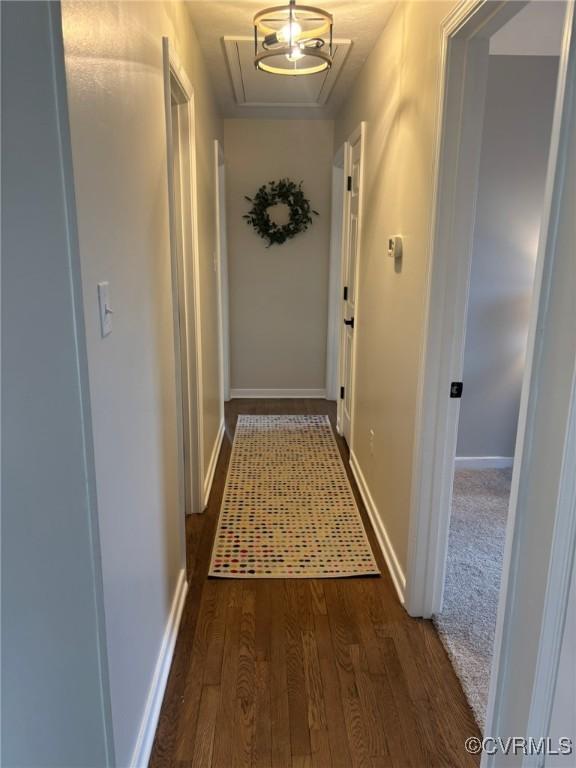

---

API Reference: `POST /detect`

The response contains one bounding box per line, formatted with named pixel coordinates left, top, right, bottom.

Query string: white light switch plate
left=97, top=282, right=113, bottom=337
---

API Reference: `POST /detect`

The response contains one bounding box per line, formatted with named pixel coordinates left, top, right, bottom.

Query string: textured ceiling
left=186, top=1, right=396, bottom=119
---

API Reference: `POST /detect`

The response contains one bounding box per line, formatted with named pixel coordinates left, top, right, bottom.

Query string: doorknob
left=344, top=317, right=355, bottom=328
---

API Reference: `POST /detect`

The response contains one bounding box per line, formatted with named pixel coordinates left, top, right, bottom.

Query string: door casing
left=162, top=38, right=204, bottom=515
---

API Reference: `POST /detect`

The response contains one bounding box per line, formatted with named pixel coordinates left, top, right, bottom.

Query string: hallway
left=150, top=400, right=480, bottom=768
left=5, top=3, right=576, bottom=766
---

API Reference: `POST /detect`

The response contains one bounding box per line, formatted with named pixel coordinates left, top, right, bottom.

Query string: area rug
left=209, top=415, right=379, bottom=579
left=433, top=468, right=512, bottom=731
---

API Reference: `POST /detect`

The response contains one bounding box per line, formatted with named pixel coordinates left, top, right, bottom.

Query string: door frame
left=404, top=0, right=576, bottom=758
left=162, top=38, right=204, bottom=515
left=214, top=139, right=230, bottom=407
left=336, top=123, right=366, bottom=445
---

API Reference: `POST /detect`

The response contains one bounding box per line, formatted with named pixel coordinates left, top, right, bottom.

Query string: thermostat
left=387, top=236, right=403, bottom=260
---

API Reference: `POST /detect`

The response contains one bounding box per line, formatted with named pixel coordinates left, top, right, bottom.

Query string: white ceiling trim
left=223, top=36, right=352, bottom=108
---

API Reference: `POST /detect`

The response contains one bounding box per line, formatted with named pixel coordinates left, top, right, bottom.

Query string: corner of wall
left=203, top=418, right=225, bottom=508
left=349, top=450, right=406, bottom=604
left=129, top=570, right=188, bottom=768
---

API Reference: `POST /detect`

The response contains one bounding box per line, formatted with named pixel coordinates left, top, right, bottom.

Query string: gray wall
left=225, top=119, right=333, bottom=394
left=457, top=55, right=558, bottom=458
left=1, top=3, right=113, bottom=765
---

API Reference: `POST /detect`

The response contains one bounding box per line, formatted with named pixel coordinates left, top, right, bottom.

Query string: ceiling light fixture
left=253, top=0, right=333, bottom=76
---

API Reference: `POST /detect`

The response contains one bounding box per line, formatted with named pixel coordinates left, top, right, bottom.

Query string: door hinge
left=450, top=381, right=463, bottom=399
left=347, top=175, right=352, bottom=192
left=343, top=285, right=348, bottom=301
left=340, top=386, right=345, bottom=400
left=344, top=316, right=354, bottom=328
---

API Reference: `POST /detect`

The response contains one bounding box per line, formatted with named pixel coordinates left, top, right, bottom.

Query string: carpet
left=433, top=468, right=511, bottom=731
left=209, top=415, right=380, bottom=579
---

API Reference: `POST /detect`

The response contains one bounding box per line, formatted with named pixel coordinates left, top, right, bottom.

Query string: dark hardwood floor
left=149, top=399, right=480, bottom=768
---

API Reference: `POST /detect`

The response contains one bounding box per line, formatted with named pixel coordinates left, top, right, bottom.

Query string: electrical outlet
left=97, top=281, right=113, bottom=337
left=387, top=235, right=403, bottom=260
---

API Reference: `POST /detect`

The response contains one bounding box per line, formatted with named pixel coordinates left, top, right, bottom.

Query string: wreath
left=243, top=178, right=318, bottom=247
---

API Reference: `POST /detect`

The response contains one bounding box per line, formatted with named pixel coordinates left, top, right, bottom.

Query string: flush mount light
left=253, top=0, right=333, bottom=76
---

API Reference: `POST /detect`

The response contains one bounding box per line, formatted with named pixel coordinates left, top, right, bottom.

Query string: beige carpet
left=209, top=415, right=380, bottom=579
left=433, top=468, right=511, bottom=731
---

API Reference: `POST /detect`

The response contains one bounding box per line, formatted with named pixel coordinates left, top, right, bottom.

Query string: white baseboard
left=130, top=569, right=188, bottom=768
left=203, top=420, right=225, bottom=509
left=230, top=388, right=326, bottom=399
left=455, top=456, right=514, bottom=470
left=349, top=450, right=406, bottom=604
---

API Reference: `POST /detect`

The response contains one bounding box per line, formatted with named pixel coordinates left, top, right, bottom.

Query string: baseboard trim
left=349, top=450, right=406, bottom=604
left=203, top=420, right=225, bottom=509
left=230, top=388, right=326, bottom=399
left=130, top=569, right=188, bottom=768
left=455, top=456, right=514, bottom=470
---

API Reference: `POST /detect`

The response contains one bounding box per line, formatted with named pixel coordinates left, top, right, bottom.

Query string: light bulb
left=286, top=45, right=304, bottom=62
left=278, top=21, right=302, bottom=43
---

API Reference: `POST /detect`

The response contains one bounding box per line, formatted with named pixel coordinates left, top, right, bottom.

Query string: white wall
left=1, top=3, right=113, bottom=765
left=224, top=119, right=333, bottom=396
left=457, top=55, right=559, bottom=460
left=490, top=1, right=566, bottom=56
left=60, top=3, right=222, bottom=764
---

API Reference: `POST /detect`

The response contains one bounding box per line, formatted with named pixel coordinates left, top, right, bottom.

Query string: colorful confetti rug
left=209, top=415, right=380, bottom=579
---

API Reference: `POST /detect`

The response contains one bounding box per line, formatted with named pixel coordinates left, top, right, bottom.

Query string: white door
left=340, top=127, right=363, bottom=445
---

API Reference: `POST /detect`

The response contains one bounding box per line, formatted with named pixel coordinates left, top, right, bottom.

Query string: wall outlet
left=387, top=235, right=403, bottom=260
left=97, top=281, right=113, bottom=338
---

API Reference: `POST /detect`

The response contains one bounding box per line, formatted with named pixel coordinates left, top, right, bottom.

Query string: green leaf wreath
left=243, top=178, right=319, bottom=247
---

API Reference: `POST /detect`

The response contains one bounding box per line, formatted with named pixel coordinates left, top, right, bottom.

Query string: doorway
left=163, top=38, right=204, bottom=517
left=405, top=0, right=575, bottom=752
left=432, top=38, right=560, bottom=729
left=334, top=124, right=365, bottom=447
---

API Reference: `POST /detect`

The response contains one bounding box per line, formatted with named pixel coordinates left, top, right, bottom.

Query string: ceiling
left=490, top=1, right=566, bottom=56
left=186, top=1, right=396, bottom=119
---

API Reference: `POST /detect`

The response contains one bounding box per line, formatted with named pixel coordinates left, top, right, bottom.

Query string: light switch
left=97, top=281, right=113, bottom=337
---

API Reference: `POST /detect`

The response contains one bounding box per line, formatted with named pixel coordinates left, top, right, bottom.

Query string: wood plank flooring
left=149, top=399, right=481, bottom=768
